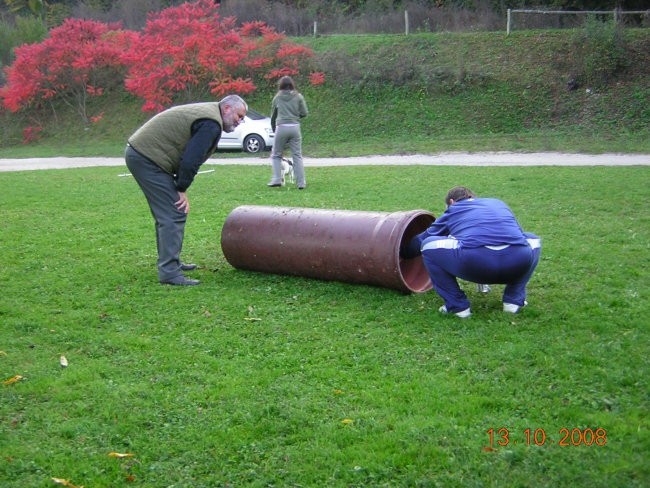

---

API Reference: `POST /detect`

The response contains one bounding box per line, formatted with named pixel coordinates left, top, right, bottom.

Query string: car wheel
left=244, top=134, right=264, bottom=153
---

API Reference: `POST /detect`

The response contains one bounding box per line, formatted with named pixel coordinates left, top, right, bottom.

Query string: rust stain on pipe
left=220, top=205, right=435, bottom=293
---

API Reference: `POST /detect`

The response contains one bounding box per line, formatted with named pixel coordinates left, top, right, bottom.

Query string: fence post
left=313, top=20, right=317, bottom=36
left=507, top=9, right=511, bottom=35
left=405, top=10, right=409, bottom=35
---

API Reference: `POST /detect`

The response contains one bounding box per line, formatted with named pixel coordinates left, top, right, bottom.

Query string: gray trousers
left=270, top=124, right=306, bottom=187
left=125, top=145, right=186, bottom=281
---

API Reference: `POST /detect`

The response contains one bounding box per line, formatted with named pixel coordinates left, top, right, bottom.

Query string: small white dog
left=281, top=157, right=294, bottom=184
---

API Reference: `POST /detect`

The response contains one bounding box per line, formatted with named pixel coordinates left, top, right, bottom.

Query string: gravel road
left=1, top=152, right=648, bottom=172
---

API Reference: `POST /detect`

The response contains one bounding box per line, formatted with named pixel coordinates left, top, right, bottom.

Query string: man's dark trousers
left=125, top=145, right=186, bottom=282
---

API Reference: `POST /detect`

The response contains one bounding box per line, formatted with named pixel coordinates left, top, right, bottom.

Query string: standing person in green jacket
left=125, top=95, right=248, bottom=286
left=267, top=76, right=309, bottom=189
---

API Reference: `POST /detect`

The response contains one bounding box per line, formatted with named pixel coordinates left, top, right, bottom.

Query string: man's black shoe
left=181, top=263, right=198, bottom=271
left=160, top=276, right=200, bottom=286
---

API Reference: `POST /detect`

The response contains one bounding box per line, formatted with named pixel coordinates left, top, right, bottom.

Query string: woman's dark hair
left=278, top=76, right=296, bottom=91
left=445, top=186, right=476, bottom=205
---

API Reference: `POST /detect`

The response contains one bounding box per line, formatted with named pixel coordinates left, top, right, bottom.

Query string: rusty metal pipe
left=220, top=205, right=435, bottom=293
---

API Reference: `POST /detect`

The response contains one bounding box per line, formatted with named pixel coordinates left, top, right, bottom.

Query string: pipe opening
left=396, top=212, right=435, bottom=293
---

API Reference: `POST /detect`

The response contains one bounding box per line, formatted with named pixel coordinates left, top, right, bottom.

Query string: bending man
left=125, top=95, right=248, bottom=286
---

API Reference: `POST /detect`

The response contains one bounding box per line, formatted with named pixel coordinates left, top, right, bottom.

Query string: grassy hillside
left=1, top=28, right=649, bottom=157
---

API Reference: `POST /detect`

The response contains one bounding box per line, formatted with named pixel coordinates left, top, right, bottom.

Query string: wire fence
left=506, top=9, right=650, bottom=35
left=218, top=4, right=650, bottom=37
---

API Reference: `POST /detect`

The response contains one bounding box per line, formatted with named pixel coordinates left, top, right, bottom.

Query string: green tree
left=0, top=15, right=47, bottom=66
left=3, top=0, right=45, bottom=16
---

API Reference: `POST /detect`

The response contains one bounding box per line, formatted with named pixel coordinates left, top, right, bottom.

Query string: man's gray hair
left=220, top=94, right=248, bottom=112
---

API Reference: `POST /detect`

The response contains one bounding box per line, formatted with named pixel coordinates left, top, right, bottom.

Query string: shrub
left=0, top=18, right=136, bottom=122
left=0, top=15, right=47, bottom=67
left=123, top=0, right=314, bottom=112
left=21, top=124, right=42, bottom=144
left=573, top=16, right=628, bottom=87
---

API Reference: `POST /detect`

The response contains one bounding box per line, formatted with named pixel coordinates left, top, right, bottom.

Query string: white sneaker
left=476, top=284, right=491, bottom=293
left=503, top=301, right=528, bottom=313
left=439, top=305, right=471, bottom=318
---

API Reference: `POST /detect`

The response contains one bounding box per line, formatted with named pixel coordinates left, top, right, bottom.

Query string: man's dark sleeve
left=400, top=233, right=424, bottom=259
left=175, top=119, right=221, bottom=192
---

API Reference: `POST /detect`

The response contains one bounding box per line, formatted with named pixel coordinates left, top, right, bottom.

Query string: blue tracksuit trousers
left=421, top=233, right=541, bottom=313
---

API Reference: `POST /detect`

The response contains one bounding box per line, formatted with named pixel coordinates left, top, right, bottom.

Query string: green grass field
left=1, top=163, right=648, bottom=487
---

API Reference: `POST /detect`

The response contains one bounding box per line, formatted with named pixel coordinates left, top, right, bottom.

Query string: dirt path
left=1, top=152, right=649, bottom=172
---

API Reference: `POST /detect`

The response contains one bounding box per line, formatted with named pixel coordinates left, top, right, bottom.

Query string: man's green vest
left=128, top=103, right=223, bottom=174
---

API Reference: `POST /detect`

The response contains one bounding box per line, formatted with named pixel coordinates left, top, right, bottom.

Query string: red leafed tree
left=238, top=21, right=314, bottom=82
left=124, top=0, right=314, bottom=112
left=0, top=19, right=136, bottom=123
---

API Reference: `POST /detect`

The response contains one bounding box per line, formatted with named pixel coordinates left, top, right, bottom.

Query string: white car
left=217, top=108, right=274, bottom=153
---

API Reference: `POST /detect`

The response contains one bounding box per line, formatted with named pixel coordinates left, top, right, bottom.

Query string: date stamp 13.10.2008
left=485, top=427, right=607, bottom=449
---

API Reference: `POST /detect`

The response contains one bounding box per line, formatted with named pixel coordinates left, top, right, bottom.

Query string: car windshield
left=246, top=109, right=267, bottom=120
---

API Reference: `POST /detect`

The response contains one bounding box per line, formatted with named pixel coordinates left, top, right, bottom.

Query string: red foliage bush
left=309, top=72, right=326, bottom=86
left=124, top=0, right=314, bottom=112
left=22, top=125, right=43, bottom=144
left=0, top=18, right=135, bottom=122
left=1, top=0, right=318, bottom=120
